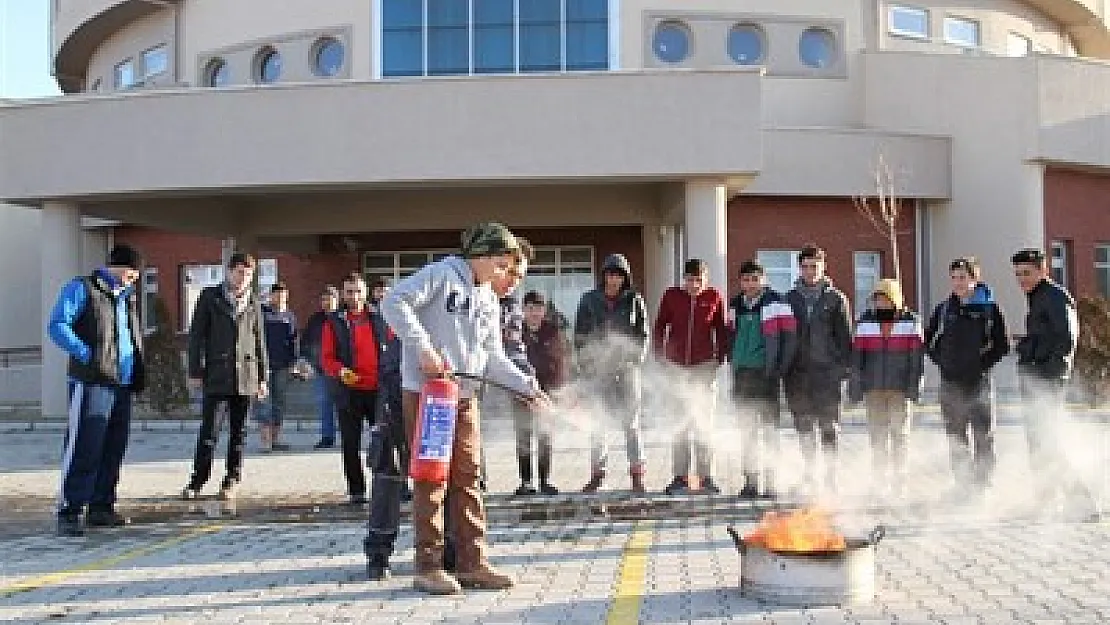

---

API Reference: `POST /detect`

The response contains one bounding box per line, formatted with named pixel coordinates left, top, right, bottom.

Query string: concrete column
left=683, top=179, right=730, bottom=298
left=641, top=224, right=678, bottom=318
left=41, top=202, right=82, bottom=419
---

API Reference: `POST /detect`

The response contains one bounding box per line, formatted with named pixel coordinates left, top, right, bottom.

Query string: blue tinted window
left=799, top=28, right=836, bottom=68
left=728, top=25, right=763, bottom=65
left=427, top=0, right=469, bottom=75
left=475, top=0, right=515, bottom=73
left=383, top=30, right=423, bottom=77
left=566, top=22, right=608, bottom=70
left=566, top=0, right=608, bottom=20
left=519, top=0, right=561, bottom=23
left=520, top=24, right=561, bottom=71
left=314, top=38, right=345, bottom=76
left=652, top=22, right=689, bottom=63
left=258, top=49, right=282, bottom=83
left=383, top=0, right=423, bottom=28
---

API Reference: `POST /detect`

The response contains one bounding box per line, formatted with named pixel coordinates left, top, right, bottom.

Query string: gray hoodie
left=381, top=255, right=539, bottom=399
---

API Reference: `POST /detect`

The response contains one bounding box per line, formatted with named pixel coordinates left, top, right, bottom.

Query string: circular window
left=728, top=24, right=765, bottom=65
left=799, top=28, right=836, bottom=69
left=203, top=58, right=229, bottom=87
left=652, top=21, right=691, bottom=63
left=256, top=48, right=282, bottom=83
left=312, top=37, right=345, bottom=77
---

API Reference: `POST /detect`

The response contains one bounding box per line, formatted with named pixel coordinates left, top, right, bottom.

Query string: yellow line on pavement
left=0, top=523, right=224, bottom=599
left=606, top=520, right=654, bottom=625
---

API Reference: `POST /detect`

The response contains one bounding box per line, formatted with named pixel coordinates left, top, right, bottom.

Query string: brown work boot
left=413, top=569, right=463, bottom=595
left=456, top=563, right=514, bottom=590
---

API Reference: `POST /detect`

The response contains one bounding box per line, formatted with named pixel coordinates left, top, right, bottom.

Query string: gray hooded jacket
left=381, top=255, right=540, bottom=399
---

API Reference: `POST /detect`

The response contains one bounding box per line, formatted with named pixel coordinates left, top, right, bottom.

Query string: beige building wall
left=85, top=9, right=175, bottom=92
left=179, top=0, right=373, bottom=84
left=878, top=0, right=1073, bottom=55
left=0, top=204, right=45, bottom=349
left=1036, top=55, right=1110, bottom=166
left=863, top=51, right=1042, bottom=326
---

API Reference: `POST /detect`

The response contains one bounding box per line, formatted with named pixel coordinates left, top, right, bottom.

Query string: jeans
left=187, top=394, right=251, bottom=489
left=588, top=366, right=646, bottom=475
left=338, top=389, right=379, bottom=497
left=733, top=368, right=780, bottom=483
left=58, top=382, right=132, bottom=517
left=253, top=367, right=291, bottom=426
left=939, top=378, right=996, bottom=486
left=669, top=362, right=719, bottom=479
left=865, top=390, right=912, bottom=482
left=316, top=375, right=337, bottom=441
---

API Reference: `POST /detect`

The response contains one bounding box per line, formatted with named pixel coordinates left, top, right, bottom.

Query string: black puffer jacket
left=924, top=283, right=1009, bottom=385
left=1016, top=279, right=1078, bottom=381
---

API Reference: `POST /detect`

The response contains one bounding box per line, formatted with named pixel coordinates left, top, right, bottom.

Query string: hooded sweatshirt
left=381, top=255, right=539, bottom=398
left=573, top=253, right=650, bottom=374
left=925, top=282, right=1010, bottom=385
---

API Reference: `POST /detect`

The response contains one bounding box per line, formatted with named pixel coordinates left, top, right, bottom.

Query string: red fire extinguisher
left=408, top=375, right=461, bottom=484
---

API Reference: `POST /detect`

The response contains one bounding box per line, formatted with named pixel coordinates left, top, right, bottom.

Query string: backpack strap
left=928, top=299, right=950, bottom=352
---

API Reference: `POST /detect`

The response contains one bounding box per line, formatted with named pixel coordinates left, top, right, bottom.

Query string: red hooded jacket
left=652, top=286, right=728, bottom=366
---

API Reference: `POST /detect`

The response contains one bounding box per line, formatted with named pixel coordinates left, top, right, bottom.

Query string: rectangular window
left=565, top=0, right=609, bottom=70
left=141, top=267, right=159, bottom=335
left=383, top=0, right=425, bottom=77
left=142, top=44, right=169, bottom=79
left=383, top=0, right=610, bottom=77
left=517, top=246, right=595, bottom=328
left=427, top=0, right=470, bottom=75
left=1096, top=244, right=1110, bottom=298
left=888, top=5, right=929, bottom=40
left=474, top=0, right=516, bottom=73
left=1051, top=239, right=1068, bottom=288
left=853, top=251, right=882, bottom=313
left=943, top=16, right=980, bottom=48
left=1006, top=31, right=1032, bottom=57
left=756, top=250, right=800, bottom=296
left=114, top=58, right=135, bottom=89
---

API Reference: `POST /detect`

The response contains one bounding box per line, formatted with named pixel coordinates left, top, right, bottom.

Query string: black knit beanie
left=107, top=245, right=142, bottom=270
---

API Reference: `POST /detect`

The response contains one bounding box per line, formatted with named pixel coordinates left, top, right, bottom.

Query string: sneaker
left=664, top=476, right=690, bottom=496
left=630, top=469, right=647, bottom=494
left=700, top=477, right=721, bottom=495
left=313, top=438, right=335, bottom=449
left=514, top=483, right=538, bottom=497
left=443, top=542, right=457, bottom=573
left=413, top=569, right=462, bottom=595
left=738, top=483, right=760, bottom=500
left=87, top=509, right=130, bottom=528
left=401, top=482, right=413, bottom=503
left=581, top=473, right=605, bottom=493
left=456, top=563, right=514, bottom=590
left=56, top=515, right=84, bottom=537
left=349, top=493, right=369, bottom=505
left=271, top=442, right=291, bottom=452
left=218, top=481, right=239, bottom=501
left=539, top=482, right=560, bottom=496
left=367, top=555, right=392, bottom=581
left=180, top=486, right=201, bottom=501
left=760, top=486, right=779, bottom=500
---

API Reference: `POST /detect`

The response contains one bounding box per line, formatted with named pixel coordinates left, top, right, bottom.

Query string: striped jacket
left=849, top=309, right=925, bottom=401
left=728, top=288, right=798, bottom=377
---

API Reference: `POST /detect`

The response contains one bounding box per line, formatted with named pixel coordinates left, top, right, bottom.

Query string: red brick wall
left=115, top=225, right=643, bottom=333
left=1043, top=167, right=1110, bottom=298
left=726, top=196, right=918, bottom=310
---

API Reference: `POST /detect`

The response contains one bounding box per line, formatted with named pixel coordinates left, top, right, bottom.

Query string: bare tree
left=852, top=152, right=907, bottom=284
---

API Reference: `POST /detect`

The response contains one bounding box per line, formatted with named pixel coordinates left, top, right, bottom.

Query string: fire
left=743, top=507, right=847, bottom=553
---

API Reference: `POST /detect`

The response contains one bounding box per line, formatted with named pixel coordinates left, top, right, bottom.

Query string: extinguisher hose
left=448, top=371, right=533, bottom=401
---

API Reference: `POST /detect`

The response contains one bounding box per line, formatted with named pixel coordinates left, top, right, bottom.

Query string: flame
left=743, top=507, right=847, bottom=553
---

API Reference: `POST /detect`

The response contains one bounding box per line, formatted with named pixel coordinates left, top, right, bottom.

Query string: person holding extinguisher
left=380, top=222, right=550, bottom=595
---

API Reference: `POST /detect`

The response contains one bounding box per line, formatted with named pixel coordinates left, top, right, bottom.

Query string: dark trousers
left=512, top=395, right=551, bottom=485
left=188, top=394, right=251, bottom=489
left=364, top=399, right=406, bottom=560
left=939, top=378, right=996, bottom=486
left=339, top=389, right=379, bottom=497
left=784, top=367, right=842, bottom=480
left=58, top=382, right=132, bottom=517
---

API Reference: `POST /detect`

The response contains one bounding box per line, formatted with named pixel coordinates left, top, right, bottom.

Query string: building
left=3, top=0, right=1110, bottom=416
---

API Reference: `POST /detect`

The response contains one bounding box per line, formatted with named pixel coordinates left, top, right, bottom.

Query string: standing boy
left=653, top=259, right=728, bottom=495
left=47, top=245, right=147, bottom=536
left=574, top=253, right=650, bottom=493
left=521, top=290, right=568, bottom=496
left=924, top=257, right=1009, bottom=495
left=728, top=260, right=796, bottom=500
left=381, top=222, right=549, bottom=594
left=256, top=282, right=297, bottom=452
left=783, top=244, right=852, bottom=494
left=182, top=253, right=269, bottom=501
